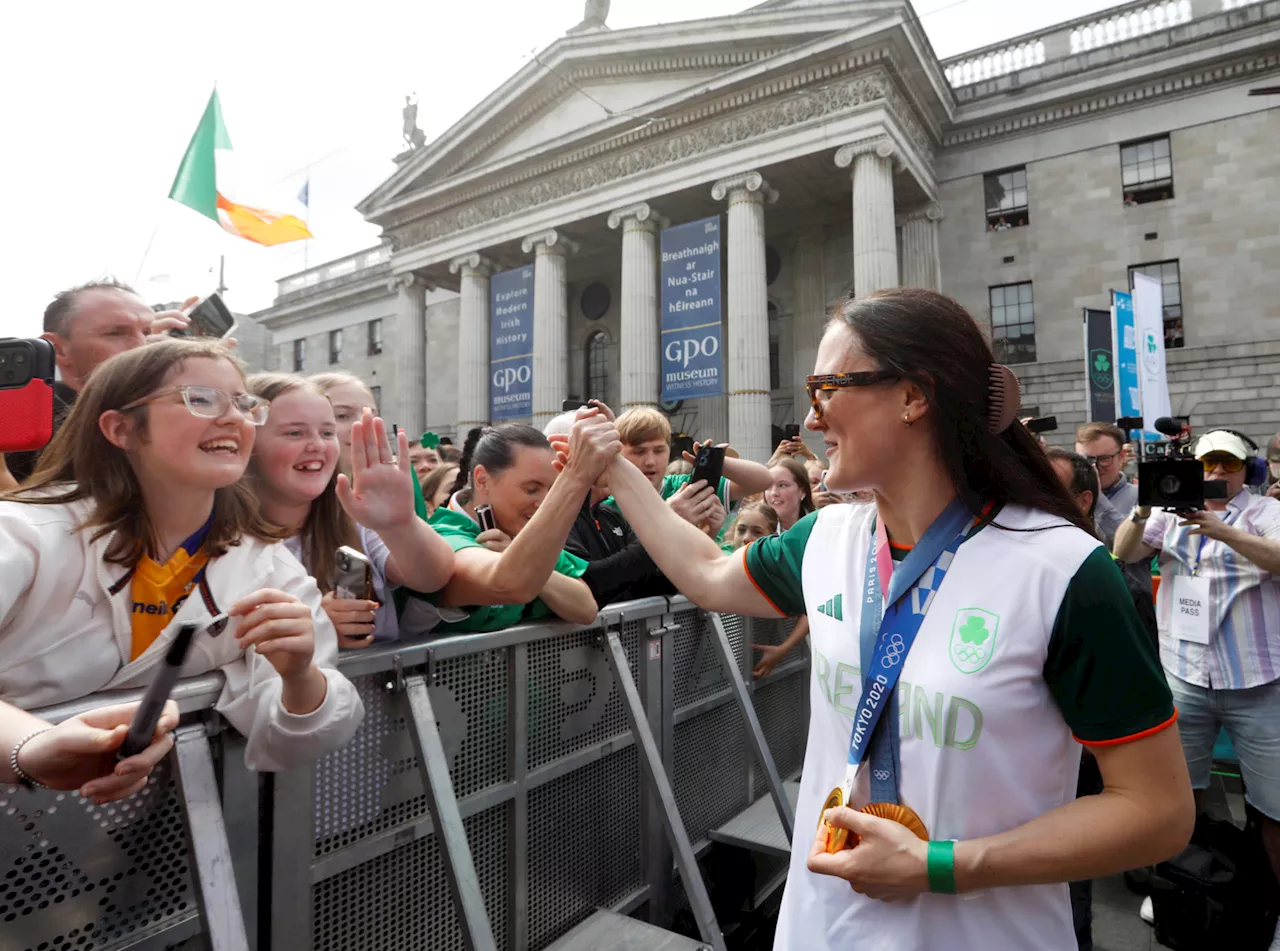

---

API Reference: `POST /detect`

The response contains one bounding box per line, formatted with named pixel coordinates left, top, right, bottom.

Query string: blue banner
left=490, top=265, right=534, bottom=421
left=660, top=216, right=723, bottom=402
left=1112, top=291, right=1140, bottom=420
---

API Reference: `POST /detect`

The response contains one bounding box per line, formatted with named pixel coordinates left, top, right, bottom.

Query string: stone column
left=899, top=202, right=944, bottom=291
left=608, top=202, right=666, bottom=410
left=791, top=231, right=826, bottom=448
left=521, top=229, right=578, bottom=427
left=835, top=136, right=899, bottom=295
left=390, top=272, right=429, bottom=437
left=448, top=252, right=494, bottom=430
left=711, top=171, right=777, bottom=463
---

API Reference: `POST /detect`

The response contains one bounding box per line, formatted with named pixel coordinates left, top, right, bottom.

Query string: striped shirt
left=1144, top=490, right=1280, bottom=689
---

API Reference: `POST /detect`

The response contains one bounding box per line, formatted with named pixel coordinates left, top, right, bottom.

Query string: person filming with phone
left=1, top=280, right=200, bottom=489
left=1114, top=429, right=1280, bottom=937
left=0, top=338, right=364, bottom=772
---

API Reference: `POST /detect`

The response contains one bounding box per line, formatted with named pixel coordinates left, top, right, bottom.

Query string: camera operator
left=1267, top=433, right=1280, bottom=502
left=1114, top=429, right=1280, bottom=930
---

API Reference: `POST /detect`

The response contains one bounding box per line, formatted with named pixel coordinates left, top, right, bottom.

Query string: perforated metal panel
left=528, top=747, right=642, bottom=949
left=670, top=610, right=740, bottom=713
left=527, top=626, right=637, bottom=770
left=751, top=672, right=809, bottom=800
left=672, top=701, right=749, bottom=844
left=0, top=759, right=196, bottom=951
left=437, top=648, right=510, bottom=798
left=312, top=803, right=510, bottom=951
left=314, top=671, right=418, bottom=854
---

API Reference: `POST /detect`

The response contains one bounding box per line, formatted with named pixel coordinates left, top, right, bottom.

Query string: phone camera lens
left=0, top=354, right=7, bottom=366
left=13, top=353, right=24, bottom=365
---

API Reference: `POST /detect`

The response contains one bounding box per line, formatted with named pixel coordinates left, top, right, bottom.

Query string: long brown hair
left=2, top=339, right=283, bottom=564
left=246, top=373, right=359, bottom=594
left=828, top=288, right=1093, bottom=536
left=769, top=457, right=815, bottom=518
left=420, top=463, right=460, bottom=514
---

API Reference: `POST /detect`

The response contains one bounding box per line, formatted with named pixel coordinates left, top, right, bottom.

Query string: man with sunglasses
left=1115, top=429, right=1280, bottom=941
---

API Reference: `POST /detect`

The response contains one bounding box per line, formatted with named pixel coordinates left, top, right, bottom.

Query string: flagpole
left=132, top=219, right=162, bottom=287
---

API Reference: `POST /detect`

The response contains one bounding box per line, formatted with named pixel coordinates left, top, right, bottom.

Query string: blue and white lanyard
left=845, top=498, right=974, bottom=804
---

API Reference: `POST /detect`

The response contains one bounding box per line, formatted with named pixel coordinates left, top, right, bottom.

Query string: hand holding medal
left=807, top=802, right=934, bottom=902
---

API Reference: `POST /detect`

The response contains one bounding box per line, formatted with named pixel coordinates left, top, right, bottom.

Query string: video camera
left=1133, top=416, right=1229, bottom=512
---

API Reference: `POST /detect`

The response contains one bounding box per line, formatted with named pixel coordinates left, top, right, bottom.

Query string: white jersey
left=744, top=501, right=1174, bottom=951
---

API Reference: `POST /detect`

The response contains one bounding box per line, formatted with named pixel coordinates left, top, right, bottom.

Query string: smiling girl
left=0, top=340, right=363, bottom=772
left=246, top=374, right=454, bottom=647
left=764, top=457, right=815, bottom=532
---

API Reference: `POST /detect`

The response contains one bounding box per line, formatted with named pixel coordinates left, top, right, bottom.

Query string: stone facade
left=254, top=0, right=1280, bottom=455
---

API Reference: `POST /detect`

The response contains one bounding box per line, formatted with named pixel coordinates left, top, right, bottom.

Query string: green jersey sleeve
left=1045, top=546, right=1176, bottom=745
left=743, top=511, right=817, bottom=617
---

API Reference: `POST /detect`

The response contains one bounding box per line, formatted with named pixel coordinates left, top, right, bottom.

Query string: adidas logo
left=816, top=593, right=843, bottom=621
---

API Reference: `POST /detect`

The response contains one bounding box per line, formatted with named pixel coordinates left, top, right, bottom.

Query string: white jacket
left=0, top=497, right=364, bottom=771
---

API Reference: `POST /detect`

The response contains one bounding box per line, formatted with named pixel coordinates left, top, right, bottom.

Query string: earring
left=902, top=414, right=913, bottom=427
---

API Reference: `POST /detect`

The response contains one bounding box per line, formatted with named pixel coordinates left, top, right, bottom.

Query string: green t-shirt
left=424, top=506, right=588, bottom=634
left=744, top=507, right=1173, bottom=744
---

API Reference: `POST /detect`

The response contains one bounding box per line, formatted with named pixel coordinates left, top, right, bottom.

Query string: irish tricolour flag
left=168, top=89, right=312, bottom=247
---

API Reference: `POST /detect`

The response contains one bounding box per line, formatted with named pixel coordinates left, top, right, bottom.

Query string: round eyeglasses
left=122, top=385, right=270, bottom=426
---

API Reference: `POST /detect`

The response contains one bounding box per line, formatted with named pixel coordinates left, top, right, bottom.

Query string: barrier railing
left=1, top=597, right=809, bottom=951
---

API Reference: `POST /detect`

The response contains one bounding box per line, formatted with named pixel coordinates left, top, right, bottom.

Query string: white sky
left=0, top=0, right=1123, bottom=339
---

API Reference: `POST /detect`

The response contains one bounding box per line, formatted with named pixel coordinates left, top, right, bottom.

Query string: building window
left=1120, top=136, right=1173, bottom=205
left=292, top=339, right=306, bottom=372
left=1129, top=260, right=1184, bottom=349
left=989, top=282, right=1036, bottom=365
left=370, top=386, right=382, bottom=413
left=329, top=329, right=343, bottom=365
left=984, top=166, right=1029, bottom=230
left=768, top=302, right=781, bottom=390
left=585, top=330, right=609, bottom=406
left=367, top=319, right=383, bottom=356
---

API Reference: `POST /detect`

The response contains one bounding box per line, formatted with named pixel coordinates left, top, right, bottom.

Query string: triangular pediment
left=359, top=1, right=914, bottom=219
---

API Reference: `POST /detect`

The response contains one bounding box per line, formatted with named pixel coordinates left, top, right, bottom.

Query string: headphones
left=1213, top=429, right=1267, bottom=486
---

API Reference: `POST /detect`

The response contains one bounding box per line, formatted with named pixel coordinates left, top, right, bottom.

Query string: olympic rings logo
left=953, top=644, right=988, bottom=664
left=880, top=633, right=906, bottom=668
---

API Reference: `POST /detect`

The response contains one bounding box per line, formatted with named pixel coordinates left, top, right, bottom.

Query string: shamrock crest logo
left=1089, top=349, right=1113, bottom=390
left=1142, top=330, right=1162, bottom=375
left=949, top=608, right=999, bottom=674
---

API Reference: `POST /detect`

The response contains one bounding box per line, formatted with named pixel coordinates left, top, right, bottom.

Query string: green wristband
left=927, top=840, right=957, bottom=895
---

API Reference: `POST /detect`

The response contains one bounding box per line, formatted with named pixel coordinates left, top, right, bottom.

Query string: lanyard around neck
left=848, top=497, right=974, bottom=804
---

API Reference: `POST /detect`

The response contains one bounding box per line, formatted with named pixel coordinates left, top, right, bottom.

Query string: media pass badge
left=1171, top=574, right=1211, bottom=644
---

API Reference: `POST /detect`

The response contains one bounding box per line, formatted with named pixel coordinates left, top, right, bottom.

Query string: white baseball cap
left=1194, top=430, right=1251, bottom=460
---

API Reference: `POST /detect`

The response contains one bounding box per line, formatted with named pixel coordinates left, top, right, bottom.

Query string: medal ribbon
left=847, top=497, right=974, bottom=805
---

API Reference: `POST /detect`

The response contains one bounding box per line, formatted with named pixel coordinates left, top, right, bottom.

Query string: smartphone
left=562, top=398, right=588, bottom=412
left=783, top=424, right=801, bottom=441
left=0, top=337, right=56, bottom=453
left=334, top=546, right=374, bottom=601
left=475, top=503, right=498, bottom=533
left=173, top=293, right=236, bottom=339
left=690, top=444, right=726, bottom=490
left=1026, top=416, right=1059, bottom=435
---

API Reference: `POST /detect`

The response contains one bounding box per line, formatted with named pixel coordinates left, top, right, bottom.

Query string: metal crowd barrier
left=1, top=597, right=810, bottom=951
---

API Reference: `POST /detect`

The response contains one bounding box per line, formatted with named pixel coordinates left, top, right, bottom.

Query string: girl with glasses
left=0, top=339, right=364, bottom=772
left=590, top=287, right=1192, bottom=951
left=245, top=374, right=455, bottom=648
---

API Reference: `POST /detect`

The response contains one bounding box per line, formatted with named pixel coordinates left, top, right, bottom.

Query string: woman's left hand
left=230, top=589, right=318, bottom=679
left=806, top=806, right=931, bottom=901
left=336, top=409, right=415, bottom=534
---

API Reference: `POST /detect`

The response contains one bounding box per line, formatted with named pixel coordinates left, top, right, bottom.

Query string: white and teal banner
left=1131, top=271, right=1173, bottom=428
left=1111, top=289, right=1164, bottom=442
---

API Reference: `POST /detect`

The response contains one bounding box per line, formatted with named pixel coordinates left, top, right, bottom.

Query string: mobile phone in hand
left=476, top=504, right=498, bottom=533
left=0, top=337, right=56, bottom=453
left=334, top=546, right=374, bottom=601
left=783, top=424, right=801, bottom=441
left=690, top=444, right=726, bottom=490
left=562, top=399, right=588, bottom=412
left=172, top=293, right=237, bottom=339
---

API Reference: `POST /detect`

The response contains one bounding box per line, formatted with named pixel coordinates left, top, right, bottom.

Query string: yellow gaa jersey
left=129, top=519, right=212, bottom=660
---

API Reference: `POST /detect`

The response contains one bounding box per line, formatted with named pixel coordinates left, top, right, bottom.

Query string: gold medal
left=820, top=787, right=929, bottom=854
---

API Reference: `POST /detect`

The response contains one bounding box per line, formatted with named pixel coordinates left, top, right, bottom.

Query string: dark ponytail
left=829, top=288, right=1094, bottom=537
left=449, top=424, right=550, bottom=498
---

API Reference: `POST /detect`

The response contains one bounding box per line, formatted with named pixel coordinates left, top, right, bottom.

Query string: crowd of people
left=3, top=277, right=1280, bottom=951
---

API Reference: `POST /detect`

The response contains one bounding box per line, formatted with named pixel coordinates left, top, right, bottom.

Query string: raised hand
left=336, top=409, right=415, bottom=533
left=667, top=479, right=717, bottom=526
left=561, top=408, right=622, bottom=484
